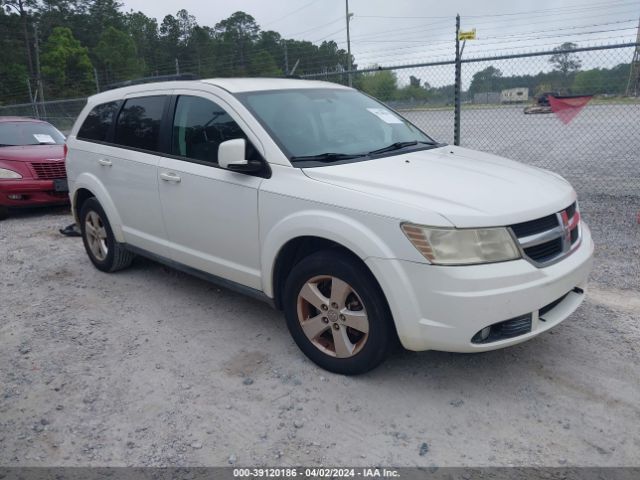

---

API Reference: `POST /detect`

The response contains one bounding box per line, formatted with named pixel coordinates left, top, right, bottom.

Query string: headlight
left=0, top=168, right=22, bottom=179
left=401, top=223, right=521, bottom=265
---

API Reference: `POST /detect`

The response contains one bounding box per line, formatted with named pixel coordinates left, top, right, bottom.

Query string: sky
left=119, top=0, right=640, bottom=85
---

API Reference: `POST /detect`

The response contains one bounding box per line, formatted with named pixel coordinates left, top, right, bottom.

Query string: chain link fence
left=1, top=43, right=638, bottom=203
left=0, top=98, right=86, bottom=134
left=304, top=43, right=640, bottom=206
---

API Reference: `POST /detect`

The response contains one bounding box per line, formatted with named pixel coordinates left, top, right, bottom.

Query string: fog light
left=472, top=326, right=492, bottom=343
left=479, top=327, right=491, bottom=341
left=8, top=194, right=23, bottom=200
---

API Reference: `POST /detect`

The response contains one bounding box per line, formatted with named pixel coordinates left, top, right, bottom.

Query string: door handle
left=160, top=172, right=181, bottom=183
left=98, top=158, right=112, bottom=167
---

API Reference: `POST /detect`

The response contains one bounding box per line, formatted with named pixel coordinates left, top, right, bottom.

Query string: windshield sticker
left=366, top=108, right=403, bottom=124
left=33, top=134, right=56, bottom=144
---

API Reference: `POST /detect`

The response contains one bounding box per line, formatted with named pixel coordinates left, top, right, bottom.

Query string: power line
left=280, top=16, right=344, bottom=38
left=261, top=0, right=325, bottom=28
left=354, top=0, right=638, bottom=21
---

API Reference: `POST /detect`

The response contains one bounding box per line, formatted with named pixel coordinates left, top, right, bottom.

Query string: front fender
left=72, top=172, right=124, bottom=243
left=260, top=209, right=398, bottom=297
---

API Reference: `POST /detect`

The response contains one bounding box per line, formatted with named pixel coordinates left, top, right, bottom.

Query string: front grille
left=524, top=238, right=563, bottom=262
left=511, top=214, right=558, bottom=237
left=509, top=202, right=580, bottom=267
left=31, top=162, right=66, bottom=179
left=570, top=227, right=579, bottom=244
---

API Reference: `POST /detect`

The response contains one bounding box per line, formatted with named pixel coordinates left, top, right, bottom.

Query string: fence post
left=26, top=78, right=37, bottom=118
left=454, top=14, right=461, bottom=146
left=94, top=67, right=100, bottom=93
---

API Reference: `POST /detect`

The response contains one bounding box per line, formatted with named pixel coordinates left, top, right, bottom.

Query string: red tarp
left=548, top=95, right=593, bottom=124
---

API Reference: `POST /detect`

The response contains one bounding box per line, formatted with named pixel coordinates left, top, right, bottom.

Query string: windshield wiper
left=290, top=152, right=367, bottom=162
left=367, top=140, right=436, bottom=155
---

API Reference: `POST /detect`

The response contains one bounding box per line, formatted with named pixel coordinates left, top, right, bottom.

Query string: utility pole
left=454, top=14, right=461, bottom=146
left=625, top=17, right=640, bottom=97
left=175, top=58, right=180, bottom=75
left=34, top=24, right=46, bottom=119
left=26, top=78, right=37, bottom=118
left=5, top=1, right=34, bottom=93
left=345, top=0, right=353, bottom=87
left=94, top=67, right=100, bottom=93
left=283, top=40, right=289, bottom=76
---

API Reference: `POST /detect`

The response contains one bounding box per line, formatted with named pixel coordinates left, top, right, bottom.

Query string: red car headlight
left=0, top=167, right=22, bottom=179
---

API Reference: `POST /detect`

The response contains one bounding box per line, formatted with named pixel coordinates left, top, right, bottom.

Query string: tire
left=283, top=249, right=394, bottom=375
left=0, top=206, right=8, bottom=220
left=79, top=197, right=134, bottom=272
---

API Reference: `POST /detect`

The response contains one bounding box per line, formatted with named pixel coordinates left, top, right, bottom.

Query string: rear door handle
left=160, top=172, right=181, bottom=183
left=98, top=158, right=112, bottom=167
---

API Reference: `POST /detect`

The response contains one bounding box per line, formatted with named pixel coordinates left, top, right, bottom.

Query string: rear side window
left=77, top=101, right=120, bottom=142
left=114, top=96, right=166, bottom=152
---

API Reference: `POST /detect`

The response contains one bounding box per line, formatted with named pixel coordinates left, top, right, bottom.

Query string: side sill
left=123, top=244, right=276, bottom=308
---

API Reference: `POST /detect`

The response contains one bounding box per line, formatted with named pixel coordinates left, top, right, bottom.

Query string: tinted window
left=114, top=96, right=166, bottom=151
left=0, top=121, right=65, bottom=146
left=77, top=101, right=120, bottom=142
left=172, top=96, right=247, bottom=164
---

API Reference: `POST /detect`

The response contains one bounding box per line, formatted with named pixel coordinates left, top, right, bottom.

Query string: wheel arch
left=262, top=210, right=397, bottom=310
left=71, top=173, right=124, bottom=242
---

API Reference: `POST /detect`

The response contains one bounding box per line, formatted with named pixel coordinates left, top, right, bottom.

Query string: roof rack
left=102, top=73, right=199, bottom=92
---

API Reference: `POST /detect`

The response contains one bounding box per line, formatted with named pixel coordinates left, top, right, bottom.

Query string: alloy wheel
left=296, top=275, right=370, bottom=358
left=85, top=211, right=108, bottom=261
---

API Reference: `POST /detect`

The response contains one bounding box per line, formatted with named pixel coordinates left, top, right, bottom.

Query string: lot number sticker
left=33, top=134, right=56, bottom=144
left=367, top=108, right=403, bottom=124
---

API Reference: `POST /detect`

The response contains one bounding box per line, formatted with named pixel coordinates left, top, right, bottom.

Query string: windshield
left=237, top=88, right=436, bottom=161
left=0, top=121, right=65, bottom=147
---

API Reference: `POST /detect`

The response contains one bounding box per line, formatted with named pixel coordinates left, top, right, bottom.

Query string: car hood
left=0, top=144, right=64, bottom=162
left=301, top=145, right=576, bottom=228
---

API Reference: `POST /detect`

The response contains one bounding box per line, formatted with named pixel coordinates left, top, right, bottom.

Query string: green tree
left=2, top=0, right=39, bottom=79
left=396, top=75, right=429, bottom=102
left=41, top=26, right=94, bottom=97
left=124, top=11, right=160, bottom=75
left=572, top=64, right=630, bottom=95
left=0, top=8, right=31, bottom=103
left=214, top=11, right=259, bottom=75
left=469, top=66, right=502, bottom=96
left=359, top=70, right=397, bottom=101
left=72, top=0, right=124, bottom=50
left=186, top=25, right=216, bottom=76
left=94, top=26, right=141, bottom=84
left=250, top=50, right=281, bottom=77
left=549, top=42, right=582, bottom=77
left=256, top=30, right=284, bottom=72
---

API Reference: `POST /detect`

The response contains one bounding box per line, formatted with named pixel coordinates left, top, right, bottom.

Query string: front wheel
left=79, top=197, right=134, bottom=272
left=283, top=250, right=394, bottom=375
left=0, top=206, right=8, bottom=220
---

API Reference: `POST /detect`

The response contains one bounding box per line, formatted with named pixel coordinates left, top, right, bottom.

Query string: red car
left=0, top=117, right=69, bottom=219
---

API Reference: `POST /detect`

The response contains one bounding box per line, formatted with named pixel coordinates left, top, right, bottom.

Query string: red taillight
left=63, top=143, right=68, bottom=160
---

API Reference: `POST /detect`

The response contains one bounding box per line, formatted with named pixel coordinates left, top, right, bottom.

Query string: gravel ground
left=0, top=199, right=638, bottom=467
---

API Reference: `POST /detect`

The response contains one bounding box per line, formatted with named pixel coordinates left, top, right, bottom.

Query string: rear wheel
left=79, top=198, right=134, bottom=272
left=283, top=250, right=394, bottom=375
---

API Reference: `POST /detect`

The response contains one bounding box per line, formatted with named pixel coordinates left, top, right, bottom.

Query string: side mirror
left=218, top=138, right=248, bottom=169
left=218, top=138, right=264, bottom=174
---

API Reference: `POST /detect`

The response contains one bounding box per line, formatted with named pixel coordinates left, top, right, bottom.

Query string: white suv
left=66, top=78, right=593, bottom=374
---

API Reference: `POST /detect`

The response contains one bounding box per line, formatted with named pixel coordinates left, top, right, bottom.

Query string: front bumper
left=0, top=179, right=69, bottom=207
left=366, top=222, right=594, bottom=352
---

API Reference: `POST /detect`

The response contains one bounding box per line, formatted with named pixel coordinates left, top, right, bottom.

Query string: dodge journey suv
left=66, top=78, right=593, bottom=374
